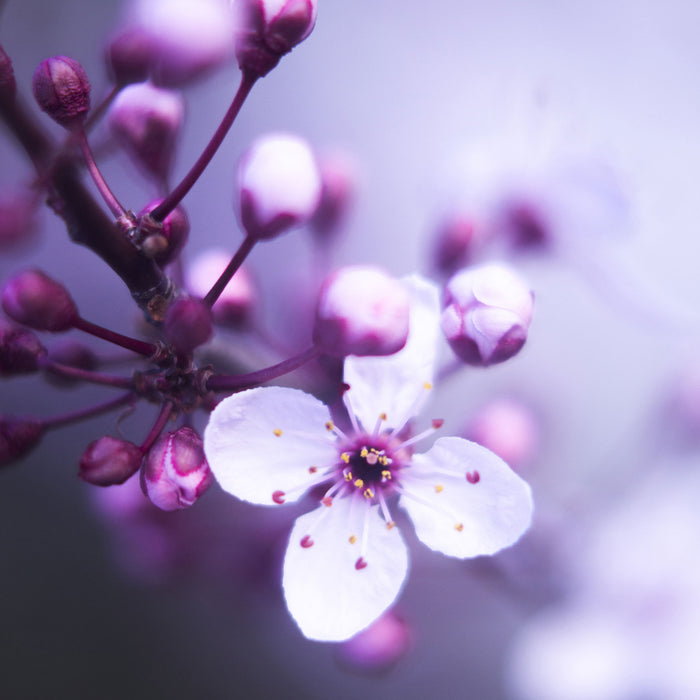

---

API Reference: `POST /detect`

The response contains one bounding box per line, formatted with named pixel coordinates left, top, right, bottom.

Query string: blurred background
left=1, top=1, right=699, bottom=698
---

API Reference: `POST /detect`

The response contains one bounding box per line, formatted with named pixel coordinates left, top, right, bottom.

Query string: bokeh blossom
left=205, top=276, right=533, bottom=640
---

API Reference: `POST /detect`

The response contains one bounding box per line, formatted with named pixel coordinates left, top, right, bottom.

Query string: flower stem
left=207, top=345, right=321, bottom=392
left=72, top=316, right=157, bottom=357
left=76, top=127, right=128, bottom=218
left=150, top=70, right=258, bottom=223
left=42, top=360, right=134, bottom=389
left=139, top=401, right=173, bottom=453
left=41, top=391, right=136, bottom=430
left=202, top=235, right=256, bottom=307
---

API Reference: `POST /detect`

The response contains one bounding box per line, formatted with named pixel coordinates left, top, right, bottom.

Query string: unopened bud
left=431, top=212, right=479, bottom=277
left=186, top=249, right=256, bottom=328
left=137, top=201, right=189, bottom=265
left=105, top=28, right=153, bottom=86
left=130, top=0, right=236, bottom=86
left=336, top=612, right=411, bottom=674
left=164, top=297, right=213, bottom=353
left=313, top=266, right=410, bottom=357
left=0, top=416, right=43, bottom=466
left=0, top=321, right=46, bottom=375
left=79, top=436, right=143, bottom=486
left=310, top=151, right=356, bottom=241
left=0, top=191, right=40, bottom=252
left=109, top=83, right=184, bottom=181
left=441, top=263, right=534, bottom=366
left=234, top=0, right=317, bottom=77
left=500, top=199, right=550, bottom=251
left=0, top=45, right=17, bottom=102
left=32, top=55, right=91, bottom=128
left=141, top=426, right=212, bottom=510
left=236, top=133, right=321, bottom=240
left=465, top=398, right=539, bottom=470
left=1, top=269, right=78, bottom=332
left=44, top=339, right=98, bottom=387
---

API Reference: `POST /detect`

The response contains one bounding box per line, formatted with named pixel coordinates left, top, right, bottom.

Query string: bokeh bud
left=79, top=436, right=143, bottom=486
left=236, top=133, right=321, bottom=240
left=141, top=426, right=212, bottom=510
left=0, top=45, right=17, bottom=102
left=310, top=151, right=356, bottom=241
left=32, top=55, right=91, bottom=128
left=0, top=321, right=46, bottom=375
left=105, top=28, right=153, bottom=86
left=44, top=339, right=98, bottom=387
left=186, top=249, right=256, bottom=328
left=1, top=269, right=78, bottom=332
left=0, top=416, right=43, bottom=466
left=441, top=263, right=534, bottom=366
left=431, top=212, right=479, bottom=277
left=164, top=297, right=213, bottom=353
left=313, top=266, right=410, bottom=357
left=109, top=82, right=184, bottom=181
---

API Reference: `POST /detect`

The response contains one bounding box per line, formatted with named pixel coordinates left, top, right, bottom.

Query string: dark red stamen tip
left=321, top=496, right=333, bottom=507
left=432, top=418, right=444, bottom=429
left=272, top=490, right=286, bottom=504
left=341, top=382, right=351, bottom=394
left=354, top=556, right=367, bottom=570
left=466, top=470, right=480, bottom=484
left=300, top=535, right=314, bottom=548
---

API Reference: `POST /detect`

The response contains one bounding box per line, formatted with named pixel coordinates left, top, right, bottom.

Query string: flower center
left=338, top=437, right=400, bottom=500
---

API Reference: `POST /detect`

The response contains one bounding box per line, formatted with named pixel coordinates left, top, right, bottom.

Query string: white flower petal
left=400, top=436, right=533, bottom=558
left=343, top=274, right=441, bottom=431
left=203, top=386, right=337, bottom=505
left=282, top=496, right=409, bottom=642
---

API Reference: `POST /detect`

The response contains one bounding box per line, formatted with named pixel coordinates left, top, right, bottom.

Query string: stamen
left=394, top=418, right=444, bottom=451
left=343, top=469, right=353, bottom=482
left=466, top=470, right=481, bottom=484
left=269, top=464, right=335, bottom=504
left=326, top=420, right=348, bottom=441
left=273, top=428, right=283, bottom=437
left=381, top=470, right=392, bottom=482
left=348, top=535, right=357, bottom=544
left=434, top=484, right=444, bottom=493
left=300, top=535, right=314, bottom=548
left=355, top=557, right=368, bottom=570
left=396, top=481, right=466, bottom=534
left=372, top=412, right=388, bottom=437
left=377, top=491, right=395, bottom=530
left=341, top=452, right=351, bottom=464
left=363, top=487, right=374, bottom=499
left=354, top=478, right=364, bottom=488
left=308, top=466, right=318, bottom=474
left=341, top=386, right=364, bottom=434
left=272, top=490, right=286, bottom=504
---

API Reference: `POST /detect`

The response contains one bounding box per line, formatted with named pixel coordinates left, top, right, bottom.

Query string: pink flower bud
left=309, top=151, right=357, bottom=241
left=500, top=199, right=550, bottom=251
left=336, top=612, right=411, bottom=674
left=136, top=201, right=189, bottom=265
left=236, top=133, right=322, bottom=240
left=465, top=398, right=539, bottom=470
left=32, top=56, right=91, bottom=128
left=44, top=339, right=98, bottom=387
left=164, top=297, right=213, bottom=353
left=0, top=416, right=43, bottom=466
left=141, top=427, right=212, bottom=510
left=0, top=45, right=17, bottom=102
left=130, top=0, right=236, bottom=87
left=431, top=212, right=479, bottom=277
left=109, top=83, right=184, bottom=182
left=0, top=321, right=46, bottom=375
left=0, top=191, right=40, bottom=252
left=186, top=249, right=256, bottom=328
left=234, top=0, right=317, bottom=77
left=105, top=28, right=153, bottom=86
left=313, top=266, right=410, bottom=357
left=1, top=269, right=78, bottom=332
left=79, top=436, right=143, bottom=486
left=442, top=263, right=534, bottom=366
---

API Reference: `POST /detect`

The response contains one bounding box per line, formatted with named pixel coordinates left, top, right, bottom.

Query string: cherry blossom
left=204, top=275, right=533, bottom=641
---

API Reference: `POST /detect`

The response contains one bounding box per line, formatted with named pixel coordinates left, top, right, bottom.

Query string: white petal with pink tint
left=204, top=386, right=337, bottom=505
left=282, top=496, right=409, bottom=642
left=343, top=275, right=441, bottom=431
left=400, top=436, right=533, bottom=558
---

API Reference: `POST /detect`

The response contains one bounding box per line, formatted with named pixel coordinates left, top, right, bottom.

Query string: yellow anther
left=423, top=382, right=433, bottom=390
left=341, top=452, right=350, bottom=464
left=325, top=421, right=335, bottom=431
left=379, top=412, right=387, bottom=421
left=381, top=470, right=392, bottom=481
left=360, top=447, right=369, bottom=458
left=349, top=535, right=357, bottom=544
left=386, top=521, right=396, bottom=530
left=363, top=487, right=374, bottom=499
left=435, top=484, right=444, bottom=493
left=354, top=478, right=364, bottom=488
left=379, top=455, right=388, bottom=466
left=273, top=428, right=283, bottom=437
left=344, top=471, right=353, bottom=482
left=455, top=523, right=464, bottom=532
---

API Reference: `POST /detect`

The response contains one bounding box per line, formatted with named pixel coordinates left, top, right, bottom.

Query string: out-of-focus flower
left=309, top=150, right=357, bottom=241
left=233, top=0, right=317, bottom=77
left=186, top=249, right=256, bottom=328
left=0, top=45, right=16, bottom=102
left=236, top=132, right=322, bottom=240
left=430, top=211, right=481, bottom=278
left=205, top=276, right=533, bottom=641
left=79, top=436, right=143, bottom=486
left=108, top=82, right=185, bottom=182
left=128, top=0, right=236, bottom=86
left=0, top=321, right=45, bottom=375
left=141, top=427, right=213, bottom=511
left=313, top=266, right=410, bottom=358
left=163, top=297, right=213, bottom=353
left=1, top=269, right=78, bottom=332
left=105, top=27, right=153, bottom=86
left=441, top=263, right=534, bottom=367
left=0, top=416, right=43, bottom=466
left=32, top=56, right=91, bottom=129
